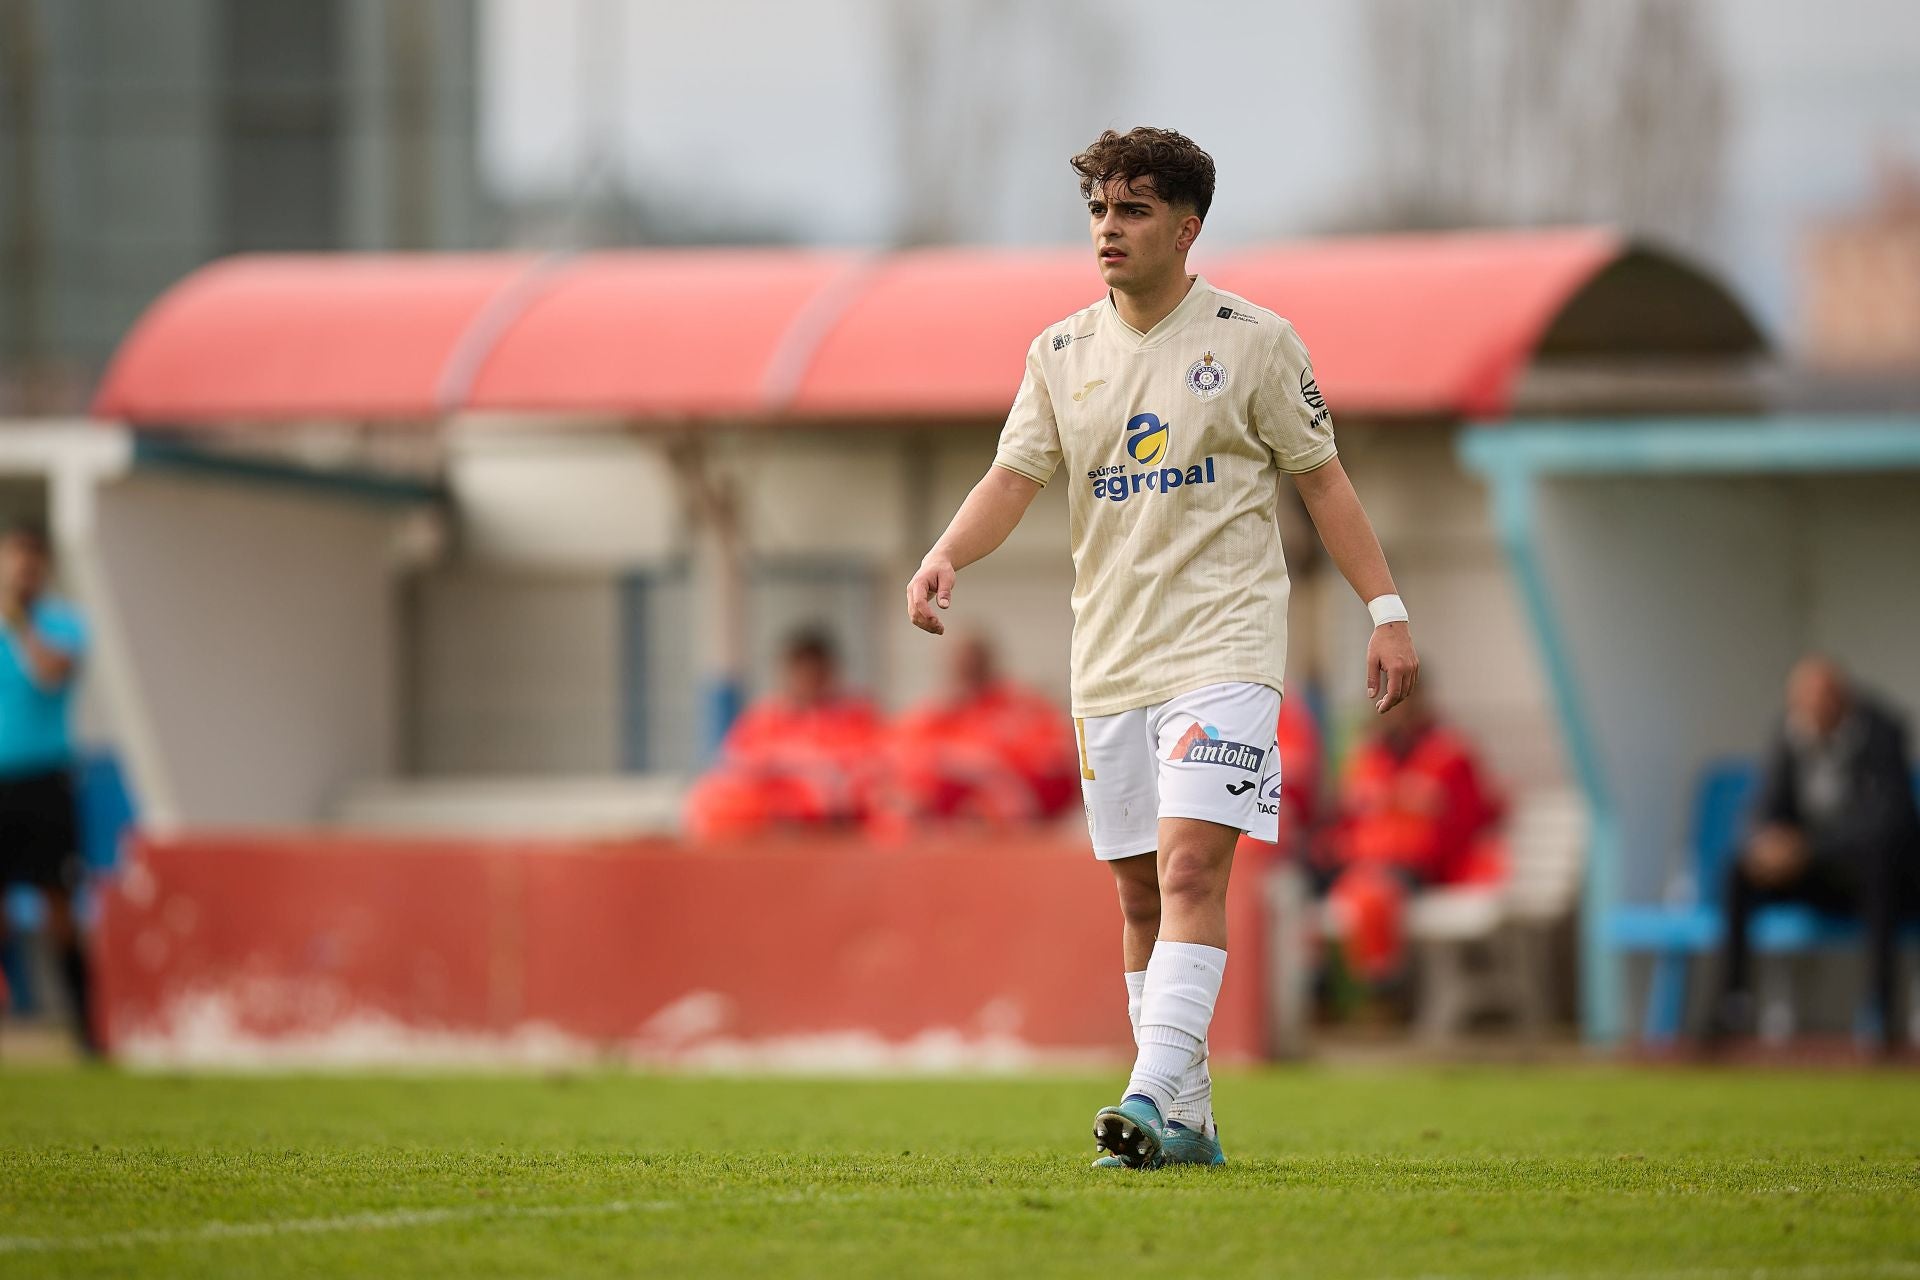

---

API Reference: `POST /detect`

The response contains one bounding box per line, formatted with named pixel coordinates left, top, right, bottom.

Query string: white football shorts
left=1074, top=681, right=1283, bottom=861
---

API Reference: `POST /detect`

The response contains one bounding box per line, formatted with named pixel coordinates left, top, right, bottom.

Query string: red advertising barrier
left=96, top=832, right=1275, bottom=1066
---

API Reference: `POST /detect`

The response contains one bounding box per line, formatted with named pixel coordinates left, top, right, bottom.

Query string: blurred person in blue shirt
left=0, top=521, right=97, bottom=1055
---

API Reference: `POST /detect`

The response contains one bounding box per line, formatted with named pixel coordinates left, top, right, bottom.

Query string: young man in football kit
left=905, top=127, right=1419, bottom=1168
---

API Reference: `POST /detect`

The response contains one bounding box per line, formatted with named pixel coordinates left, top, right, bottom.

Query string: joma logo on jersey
left=1167, top=721, right=1265, bottom=772
left=1088, top=411, right=1219, bottom=504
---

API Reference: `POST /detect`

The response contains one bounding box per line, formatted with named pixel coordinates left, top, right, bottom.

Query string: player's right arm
left=907, top=466, right=1043, bottom=634
left=907, top=336, right=1060, bottom=636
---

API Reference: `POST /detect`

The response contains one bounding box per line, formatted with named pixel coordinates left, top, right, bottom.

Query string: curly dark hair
left=1071, top=127, right=1216, bottom=220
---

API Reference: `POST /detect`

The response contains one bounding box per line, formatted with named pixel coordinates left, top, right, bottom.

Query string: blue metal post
left=1484, top=464, right=1623, bottom=1044
left=702, top=678, right=744, bottom=762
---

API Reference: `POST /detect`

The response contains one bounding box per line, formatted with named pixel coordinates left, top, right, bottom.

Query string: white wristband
left=1367, top=594, right=1409, bottom=627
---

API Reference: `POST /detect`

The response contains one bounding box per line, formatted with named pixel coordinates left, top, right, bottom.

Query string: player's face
left=1087, top=177, right=1197, bottom=293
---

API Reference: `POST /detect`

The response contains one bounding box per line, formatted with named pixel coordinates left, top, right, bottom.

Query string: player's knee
left=1115, top=876, right=1161, bottom=927
left=1112, top=858, right=1161, bottom=924
left=1158, top=850, right=1227, bottom=908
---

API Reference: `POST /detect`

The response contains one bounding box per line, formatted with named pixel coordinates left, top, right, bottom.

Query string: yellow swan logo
left=1126, top=412, right=1169, bottom=467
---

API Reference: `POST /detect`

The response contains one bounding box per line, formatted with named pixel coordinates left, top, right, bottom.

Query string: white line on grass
left=0, top=1190, right=902, bottom=1256
left=0, top=1199, right=666, bottom=1255
left=7, top=1198, right=1920, bottom=1280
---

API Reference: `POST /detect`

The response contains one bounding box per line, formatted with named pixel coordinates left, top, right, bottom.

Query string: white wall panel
left=92, top=473, right=404, bottom=825
left=1536, top=476, right=1806, bottom=901
left=449, top=431, right=683, bottom=567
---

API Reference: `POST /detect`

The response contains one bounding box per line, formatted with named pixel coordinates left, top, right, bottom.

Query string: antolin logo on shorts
left=1167, top=721, right=1265, bottom=772
left=1087, top=411, right=1218, bottom=504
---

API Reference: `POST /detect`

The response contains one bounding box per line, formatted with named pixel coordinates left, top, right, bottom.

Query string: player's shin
left=1124, top=940, right=1227, bottom=1115
left=1142, top=954, right=1214, bottom=1131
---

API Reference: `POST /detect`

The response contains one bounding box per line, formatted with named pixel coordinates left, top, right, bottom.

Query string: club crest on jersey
left=1126, top=412, right=1170, bottom=467
left=1186, top=350, right=1228, bottom=399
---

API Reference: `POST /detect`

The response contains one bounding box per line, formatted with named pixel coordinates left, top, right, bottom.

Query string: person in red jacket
left=1336, top=695, right=1503, bottom=884
left=876, top=635, right=1079, bottom=834
left=683, top=630, right=883, bottom=840
left=1321, top=693, right=1505, bottom=981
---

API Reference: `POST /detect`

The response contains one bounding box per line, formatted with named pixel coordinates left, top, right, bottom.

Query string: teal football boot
left=1089, top=1153, right=1130, bottom=1169
left=1092, top=1095, right=1168, bottom=1169
left=1162, top=1119, right=1227, bottom=1166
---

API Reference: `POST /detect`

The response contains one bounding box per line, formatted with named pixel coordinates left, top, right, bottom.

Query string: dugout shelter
left=1462, top=418, right=1920, bottom=1042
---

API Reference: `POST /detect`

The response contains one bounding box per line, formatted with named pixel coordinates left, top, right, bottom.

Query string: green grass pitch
left=2, top=1065, right=1917, bottom=1278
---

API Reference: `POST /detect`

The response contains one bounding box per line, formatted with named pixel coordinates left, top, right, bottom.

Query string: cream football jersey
left=992, top=276, right=1335, bottom=717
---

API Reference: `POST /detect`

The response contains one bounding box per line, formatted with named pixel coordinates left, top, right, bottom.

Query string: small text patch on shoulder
left=1215, top=305, right=1259, bottom=324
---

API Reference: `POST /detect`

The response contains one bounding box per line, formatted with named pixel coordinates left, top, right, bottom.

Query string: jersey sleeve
left=1251, top=321, right=1337, bottom=474
left=991, top=336, right=1062, bottom=486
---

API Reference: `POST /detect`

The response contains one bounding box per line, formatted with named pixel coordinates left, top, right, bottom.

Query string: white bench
left=1407, top=788, right=1588, bottom=1041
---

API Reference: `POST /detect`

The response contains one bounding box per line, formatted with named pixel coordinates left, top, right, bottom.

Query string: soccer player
left=904, top=127, right=1418, bottom=1167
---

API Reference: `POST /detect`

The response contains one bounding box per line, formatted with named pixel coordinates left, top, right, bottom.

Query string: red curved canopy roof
left=94, top=255, right=539, bottom=423
left=93, top=229, right=1686, bottom=427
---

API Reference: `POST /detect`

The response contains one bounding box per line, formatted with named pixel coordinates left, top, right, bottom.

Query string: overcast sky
left=479, top=0, right=1920, bottom=339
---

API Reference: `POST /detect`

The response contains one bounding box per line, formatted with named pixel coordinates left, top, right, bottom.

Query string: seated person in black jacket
left=1714, top=656, right=1920, bottom=1048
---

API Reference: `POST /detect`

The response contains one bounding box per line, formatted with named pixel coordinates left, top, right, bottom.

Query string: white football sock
left=1169, top=1044, right=1215, bottom=1136
left=1125, top=941, right=1227, bottom=1117
left=1134, top=967, right=1212, bottom=1134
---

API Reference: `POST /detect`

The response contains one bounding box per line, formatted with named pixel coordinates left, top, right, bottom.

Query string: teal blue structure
left=1459, top=416, right=1920, bottom=1044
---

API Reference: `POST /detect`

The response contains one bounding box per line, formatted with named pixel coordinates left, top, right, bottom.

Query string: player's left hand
left=1366, top=621, right=1418, bottom=714
left=905, top=557, right=956, bottom=635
